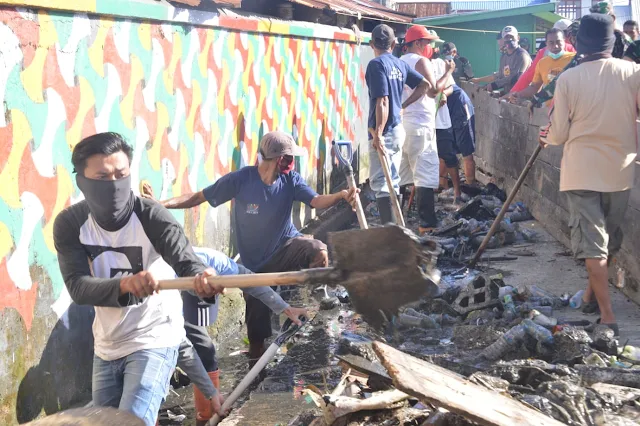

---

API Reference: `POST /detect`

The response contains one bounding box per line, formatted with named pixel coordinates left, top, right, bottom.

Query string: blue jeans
left=92, top=346, right=179, bottom=426
left=369, top=124, right=405, bottom=198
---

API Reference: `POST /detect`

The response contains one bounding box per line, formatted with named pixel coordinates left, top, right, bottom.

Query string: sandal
left=582, top=300, right=600, bottom=314
left=585, top=318, right=619, bottom=336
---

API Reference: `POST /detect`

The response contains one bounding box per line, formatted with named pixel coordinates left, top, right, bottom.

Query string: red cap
left=404, top=25, right=436, bottom=44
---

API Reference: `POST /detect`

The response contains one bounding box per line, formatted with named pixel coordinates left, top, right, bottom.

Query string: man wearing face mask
left=508, top=19, right=576, bottom=98
left=52, top=132, right=222, bottom=426
left=472, top=26, right=532, bottom=94
left=150, top=131, right=359, bottom=361
left=398, top=25, right=455, bottom=233
left=509, top=28, right=576, bottom=105
left=440, top=42, right=473, bottom=86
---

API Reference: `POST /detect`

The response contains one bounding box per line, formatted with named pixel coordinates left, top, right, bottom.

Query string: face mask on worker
left=76, top=174, right=134, bottom=231
left=443, top=54, right=454, bottom=61
left=546, top=49, right=565, bottom=60
left=421, top=42, right=433, bottom=59
left=278, top=155, right=295, bottom=174
left=506, top=39, right=518, bottom=50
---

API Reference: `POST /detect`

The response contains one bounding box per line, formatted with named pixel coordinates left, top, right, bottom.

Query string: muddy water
left=161, top=286, right=374, bottom=425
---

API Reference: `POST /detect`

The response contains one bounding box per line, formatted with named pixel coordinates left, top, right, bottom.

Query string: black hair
left=624, top=20, right=639, bottom=28
left=496, top=32, right=503, bottom=40
left=545, top=28, right=564, bottom=39
left=72, top=132, right=133, bottom=174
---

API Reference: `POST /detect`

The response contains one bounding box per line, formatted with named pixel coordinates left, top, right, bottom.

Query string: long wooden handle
left=469, top=144, right=542, bottom=268
left=377, top=149, right=405, bottom=227
left=157, top=267, right=336, bottom=290
left=346, top=173, right=368, bottom=230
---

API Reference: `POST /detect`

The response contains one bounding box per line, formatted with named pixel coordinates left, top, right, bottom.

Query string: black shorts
left=452, top=115, right=476, bottom=158
left=436, top=127, right=459, bottom=168
left=245, top=236, right=327, bottom=343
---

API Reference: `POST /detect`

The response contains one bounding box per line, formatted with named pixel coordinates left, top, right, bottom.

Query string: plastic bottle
left=569, top=289, right=585, bottom=309
left=620, top=345, right=640, bottom=361
left=521, top=319, right=554, bottom=345
left=502, top=294, right=517, bottom=321
left=530, top=285, right=556, bottom=298
left=499, top=286, right=514, bottom=298
left=480, top=324, right=526, bottom=361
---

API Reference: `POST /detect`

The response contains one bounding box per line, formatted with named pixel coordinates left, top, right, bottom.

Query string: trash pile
left=291, top=182, right=640, bottom=426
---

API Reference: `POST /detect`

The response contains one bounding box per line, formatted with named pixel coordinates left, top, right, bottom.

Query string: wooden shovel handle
left=346, top=173, right=369, bottom=230
left=376, top=149, right=405, bottom=227
left=157, top=267, right=337, bottom=290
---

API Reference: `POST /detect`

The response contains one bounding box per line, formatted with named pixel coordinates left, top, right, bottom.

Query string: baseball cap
left=259, top=131, right=305, bottom=159
left=404, top=25, right=437, bottom=44
left=371, top=24, right=396, bottom=50
left=501, top=26, right=518, bottom=38
left=441, top=42, right=456, bottom=55
left=553, top=18, right=573, bottom=31
left=428, top=29, right=444, bottom=46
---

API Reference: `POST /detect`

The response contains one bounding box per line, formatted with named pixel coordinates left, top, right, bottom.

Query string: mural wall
left=0, top=3, right=368, bottom=423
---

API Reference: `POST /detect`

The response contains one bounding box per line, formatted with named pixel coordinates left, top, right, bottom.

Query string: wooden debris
left=373, top=341, right=566, bottom=426
left=304, top=378, right=410, bottom=425
left=590, top=383, right=640, bottom=403
left=575, top=365, right=640, bottom=388
left=335, top=354, right=391, bottom=380
left=24, top=407, right=144, bottom=426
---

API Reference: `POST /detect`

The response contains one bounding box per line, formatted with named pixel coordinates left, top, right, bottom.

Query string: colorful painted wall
left=0, top=1, right=370, bottom=423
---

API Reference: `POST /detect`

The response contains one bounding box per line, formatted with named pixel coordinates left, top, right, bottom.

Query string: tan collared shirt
left=543, top=58, right=640, bottom=192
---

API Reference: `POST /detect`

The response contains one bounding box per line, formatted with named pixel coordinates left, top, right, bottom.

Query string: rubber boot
left=195, top=370, right=220, bottom=426
left=416, top=187, right=437, bottom=235
left=399, top=185, right=410, bottom=211
left=377, top=196, right=393, bottom=225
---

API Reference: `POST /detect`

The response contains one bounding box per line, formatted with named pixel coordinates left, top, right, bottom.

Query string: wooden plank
left=372, top=342, right=565, bottom=426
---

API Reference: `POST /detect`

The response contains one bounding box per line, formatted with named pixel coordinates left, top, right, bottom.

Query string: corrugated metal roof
left=450, top=0, right=547, bottom=12
left=289, top=0, right=413, bottom=23
left=414, top=3, right=559, bottom=24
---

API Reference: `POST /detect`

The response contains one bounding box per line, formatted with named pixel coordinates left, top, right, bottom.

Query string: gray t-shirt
left=493, top=48, right=532, bottom=92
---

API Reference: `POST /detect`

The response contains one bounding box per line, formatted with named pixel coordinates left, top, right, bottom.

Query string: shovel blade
left=328, top=225, right=441, bottom=328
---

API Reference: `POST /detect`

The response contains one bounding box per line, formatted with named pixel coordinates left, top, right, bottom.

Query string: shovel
left=207, top=316, right=308, bottom=426
left=333, top=140, right=368, bottom=229
left=159, top=226, right=440, bottom=328
left=468, top=145, right=542, bottom=268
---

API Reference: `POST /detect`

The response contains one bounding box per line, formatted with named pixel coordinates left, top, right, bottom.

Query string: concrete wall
left=463, top=81, right=640, bottom=308
left=0, top=0, right=370, bottom=423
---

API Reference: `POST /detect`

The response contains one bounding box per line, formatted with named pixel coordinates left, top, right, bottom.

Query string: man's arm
left=374, top=96, right=389, bottom=139
left=514, top=81, right=543, bottom=99
left=53, top=211, right=123, bottom=307
left=158, top=191, right=207, bottom=209
left=471, top=74, right=496, bottom=84
left=541, top=76, right=571, bottom=146
left=414, top=58, right=452, bottom=98
left=139, top=200, right=208, bottom=278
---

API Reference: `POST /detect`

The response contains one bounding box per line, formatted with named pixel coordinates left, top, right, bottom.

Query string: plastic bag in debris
left=484, top=183, right=507, bottom=202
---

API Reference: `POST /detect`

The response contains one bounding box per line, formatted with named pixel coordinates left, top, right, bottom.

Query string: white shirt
left=432, top=58, right=456, bottom=130
left=400, top=53, right=436, bottom=128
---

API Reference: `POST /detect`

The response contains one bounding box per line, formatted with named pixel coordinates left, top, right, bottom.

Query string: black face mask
left=76, top=174, right=135, bottom=231
left=506, top=40, right=518, bottom=50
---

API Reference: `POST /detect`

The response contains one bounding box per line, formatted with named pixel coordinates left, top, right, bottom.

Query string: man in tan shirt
left=540, top=13, right=640, bottom=335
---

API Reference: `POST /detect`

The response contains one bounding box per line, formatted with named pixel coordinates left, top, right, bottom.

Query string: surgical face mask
left=278, top=155, right=295, bottom=174
left=421, top=43, right=433, bottom=59
left=443, top=54, right=454, bottom=61
left=547, top=49, right=565, bottom=60
left=506, top=39, right=518, bottom=50
left=76, top=174, right=134, bottom=231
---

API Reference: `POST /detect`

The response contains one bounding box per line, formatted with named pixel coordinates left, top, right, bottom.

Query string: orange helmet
left=404, top=25, right=437, bottom=44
